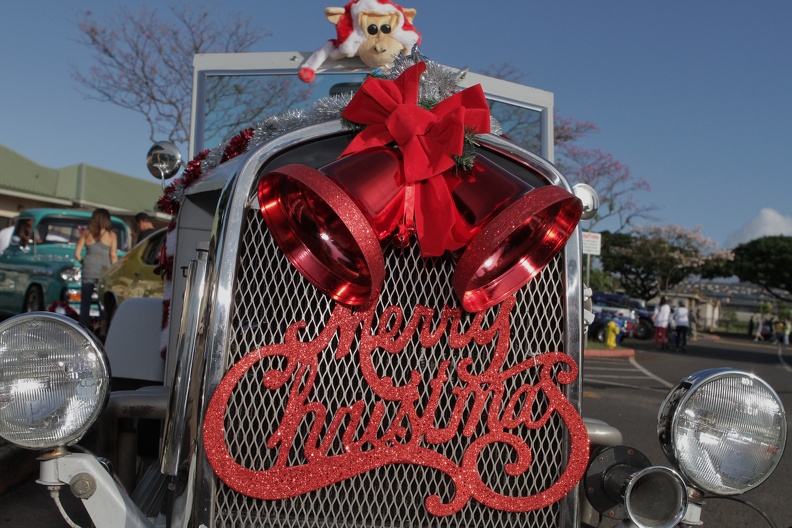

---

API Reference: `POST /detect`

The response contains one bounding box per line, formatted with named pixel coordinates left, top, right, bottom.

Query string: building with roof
left=0, top=144, right=168, bottom=229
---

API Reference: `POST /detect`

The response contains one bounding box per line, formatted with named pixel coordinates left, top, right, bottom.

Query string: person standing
left=0, top=224, right=14, bottom=254
left=674, top=300, right=690, bottom=351
left=774, top=320, right=785, bottom=345
left=652, top=296, right=671, bottom=350
left=75, top=209, right=118, bottom=328
left=689, top=308, right=698, bottom=341
left=133, top=212, right=156, bottom=244
left=755, top=317, right=765, bottom=341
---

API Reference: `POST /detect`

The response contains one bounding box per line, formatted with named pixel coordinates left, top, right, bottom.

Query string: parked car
left=0, top=208, right=129, bottom=317
left=97, top=227, right=166, bottom=324
left=592, top=291, right=654, bottom=339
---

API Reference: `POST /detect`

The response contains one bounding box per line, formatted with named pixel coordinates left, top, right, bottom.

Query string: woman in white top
left=652, top=296, right=671, bottom=350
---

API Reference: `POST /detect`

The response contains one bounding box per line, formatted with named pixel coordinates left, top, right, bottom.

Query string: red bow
left=340, top=62, right=491, bottom=256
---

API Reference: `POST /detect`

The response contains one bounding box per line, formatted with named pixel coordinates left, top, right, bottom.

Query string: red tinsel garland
left=157, top=149, right=209, bottom=217
left=221, top=127, right=254, bottom=163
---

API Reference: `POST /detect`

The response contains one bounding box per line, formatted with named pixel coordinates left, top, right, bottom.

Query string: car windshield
left=140, top=231, right=165, bottom=266
left=21, top=216, right=129, bottom=250
left=11, top=218, right=37, bottom=246
left=201, top=72, right=365, bottom=149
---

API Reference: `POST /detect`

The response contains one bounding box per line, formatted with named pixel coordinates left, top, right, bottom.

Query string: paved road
left=2, top=334, right=791, bottom=527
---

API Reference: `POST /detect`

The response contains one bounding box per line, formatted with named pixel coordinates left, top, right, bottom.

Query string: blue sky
left=2, top=1, right=791, bottom=248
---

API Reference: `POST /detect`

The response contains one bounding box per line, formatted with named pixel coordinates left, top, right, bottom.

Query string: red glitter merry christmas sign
left=203, top=297, right=589, bottom=515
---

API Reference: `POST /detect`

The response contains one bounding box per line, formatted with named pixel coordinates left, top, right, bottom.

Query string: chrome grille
left=196, top=125, right=582, bottom=527
left=212, top=198, right=574, bottom=528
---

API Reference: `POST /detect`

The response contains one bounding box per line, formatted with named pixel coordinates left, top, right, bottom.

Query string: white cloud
left=724, top=208, right=792, bottom=248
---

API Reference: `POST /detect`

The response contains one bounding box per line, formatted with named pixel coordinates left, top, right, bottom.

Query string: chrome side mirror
left=146, top=141, right=183, bottom=181
left=573, top=183, right=599, bottom=221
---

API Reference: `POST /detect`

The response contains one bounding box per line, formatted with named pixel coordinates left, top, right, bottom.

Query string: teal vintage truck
left=0, top=208, right=130, bottom=317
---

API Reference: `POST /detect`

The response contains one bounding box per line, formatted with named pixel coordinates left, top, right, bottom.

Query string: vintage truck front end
left=172, top=119, right=593, bottom=527
left=0, top=53, right=786, bottom=528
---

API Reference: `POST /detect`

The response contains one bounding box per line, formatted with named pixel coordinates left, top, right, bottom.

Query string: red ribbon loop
left=340, top=63, right=491, bottom=256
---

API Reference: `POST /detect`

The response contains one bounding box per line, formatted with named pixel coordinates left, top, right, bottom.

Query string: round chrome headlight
left=0, top=313, right=110, bottom=449
left=658, top=368, right=786, bottom=495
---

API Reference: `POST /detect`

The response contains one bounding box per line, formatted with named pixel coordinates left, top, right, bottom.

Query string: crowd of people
left=750, top=315, right=791, bottom=346
left=651, top=296, right=790, bottom=350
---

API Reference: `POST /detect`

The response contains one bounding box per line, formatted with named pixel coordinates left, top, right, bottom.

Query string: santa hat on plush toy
left=298, top=0, right=422, bottom=83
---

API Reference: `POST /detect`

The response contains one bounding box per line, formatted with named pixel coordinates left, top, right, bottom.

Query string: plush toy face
left=355, top=12, right=409, bottom=68
left=298, top=1, right=420, bottom=83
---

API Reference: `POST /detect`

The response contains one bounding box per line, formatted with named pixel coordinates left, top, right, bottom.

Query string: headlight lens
left=0, top=313, right=109, bottom=449
left=658, top=368, right=786, bottom=495
left=60, top=266, right=82, bottom=282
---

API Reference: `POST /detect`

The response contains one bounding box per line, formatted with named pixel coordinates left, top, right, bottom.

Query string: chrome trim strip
left=161, top=243, right=210, bottom=476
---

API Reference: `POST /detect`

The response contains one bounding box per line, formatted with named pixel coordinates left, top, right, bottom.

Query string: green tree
left=600, top=225, right=716, bottom=300
left=731, top=236, right=792, bottom=303
left=759, top=301, right=773, bottom=321
left=698, top=248, right=734, bottom=279
left=586, top=268, right=618, bottom=293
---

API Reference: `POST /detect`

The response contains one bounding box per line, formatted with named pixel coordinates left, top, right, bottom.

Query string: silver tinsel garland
left=163, top=52, right=501, bottom=208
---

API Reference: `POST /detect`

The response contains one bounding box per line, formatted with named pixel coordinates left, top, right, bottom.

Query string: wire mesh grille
left=211, top=188, right=575, bottom=527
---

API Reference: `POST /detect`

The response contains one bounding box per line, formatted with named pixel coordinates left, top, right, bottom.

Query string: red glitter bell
left=451, top=155, right=583, bottom=312
left=257, top=149, right=402, bottom=307
left=257, top=149, right=582, bottom=312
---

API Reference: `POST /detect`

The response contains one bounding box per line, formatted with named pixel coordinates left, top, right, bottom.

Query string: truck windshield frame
left=190, top=52, right=555, bottom=162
